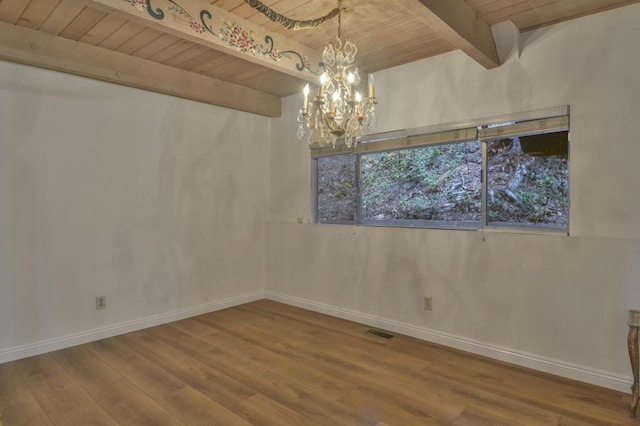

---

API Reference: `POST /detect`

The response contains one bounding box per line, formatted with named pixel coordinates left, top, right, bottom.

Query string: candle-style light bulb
left=355, top=92, right=363, bottom=115
left=368, top=74, right=375, bottom=98
left=302, top=83, right=309, bottom=112
left=319, top=73, right=328, bottom=97
left=330, top=91, right=338, bottom=115
left=347, top=72, right=356, bottom=102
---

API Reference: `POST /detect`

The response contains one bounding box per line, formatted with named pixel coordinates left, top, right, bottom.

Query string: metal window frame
left=311, top=107, right=570, bottom=234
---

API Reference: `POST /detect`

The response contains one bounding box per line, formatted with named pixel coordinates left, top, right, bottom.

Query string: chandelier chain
left=338, top=0, right=343, bottom=38
left=242, top=0, right=341, bottom=30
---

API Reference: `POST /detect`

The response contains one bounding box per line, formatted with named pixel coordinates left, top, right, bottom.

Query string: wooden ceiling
left=0, top=0, right=638, bottom=117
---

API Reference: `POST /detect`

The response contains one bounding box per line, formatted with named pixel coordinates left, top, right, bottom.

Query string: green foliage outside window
left=487, top=136, right=568, bottom=227
left=360, top=142, right=481, bottom=222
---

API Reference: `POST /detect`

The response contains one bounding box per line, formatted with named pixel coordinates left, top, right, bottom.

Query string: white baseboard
left=265, top=290, right=632, bottom=394
left=3, top=289, right=632, bottom=394
left=0, top=291, right=264, bottom=364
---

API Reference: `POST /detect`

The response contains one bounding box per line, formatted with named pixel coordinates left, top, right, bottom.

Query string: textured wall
left=0, top=62, right=270, bottom=351
left=268, top=3, right=640, bottom=386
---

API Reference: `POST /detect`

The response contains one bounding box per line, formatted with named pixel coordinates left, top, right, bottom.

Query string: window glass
left=486, top=131, right=569, bottom=228
left=360, top=141, right=481, bottom=224
left=317, top=154, right=357, bottom=223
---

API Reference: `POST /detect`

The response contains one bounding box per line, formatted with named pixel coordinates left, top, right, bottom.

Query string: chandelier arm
left=242, top=0, right=341, bottom=31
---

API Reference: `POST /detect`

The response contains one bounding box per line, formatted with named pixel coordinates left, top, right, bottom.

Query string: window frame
left=311, top=107, right=570, bottom=234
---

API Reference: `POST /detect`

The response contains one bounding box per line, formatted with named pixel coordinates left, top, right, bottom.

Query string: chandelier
left=296, top=2, right=377, bottom=148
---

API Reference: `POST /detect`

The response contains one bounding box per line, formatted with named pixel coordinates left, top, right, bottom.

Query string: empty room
left=1, top=0, right=640, bottom=424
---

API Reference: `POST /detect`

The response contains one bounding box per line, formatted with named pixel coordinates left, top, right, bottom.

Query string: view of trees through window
left=315, top=127, right=569, bottom=231
left=487, top=133, right=568, bottom=227
left=361, top=142, right=481, bottom=223
left=317, top=154, right=357, bottom=223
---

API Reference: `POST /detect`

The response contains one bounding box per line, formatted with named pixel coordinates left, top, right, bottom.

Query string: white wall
left=268, top=4, right=640, bottom=391
left=0, top=62, right=270, bottom=358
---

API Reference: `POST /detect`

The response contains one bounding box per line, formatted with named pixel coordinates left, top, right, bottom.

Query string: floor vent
left=366, top=329, right=396, bottom=340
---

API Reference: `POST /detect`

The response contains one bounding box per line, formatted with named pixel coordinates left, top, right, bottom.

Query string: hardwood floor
left=0, top=300, right=635, bottom=425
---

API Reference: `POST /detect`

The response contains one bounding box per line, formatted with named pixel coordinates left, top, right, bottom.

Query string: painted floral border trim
left=124, top=0, right=319, bottom=74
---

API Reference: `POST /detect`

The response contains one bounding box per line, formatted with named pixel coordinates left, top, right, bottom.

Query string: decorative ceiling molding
left=399, top=0, right=500, bottom=69
left=82, top=0, right=325, bottom=81
left=0, top=21, right=281, bottom=117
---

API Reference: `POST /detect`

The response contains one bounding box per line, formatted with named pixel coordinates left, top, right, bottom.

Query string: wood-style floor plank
left=0, top=363, right=53, bottom=425
left=11, top=355, right=116, bottom=425
left=191, top=309, right=455, bottom=422
left=50, top=346, right=179, bottom=425
left=246, top=301, right=630, bottom=423
left=85, top=337, right=251, bottom=425
left=0, top=299, right=635, bottom=425
left=149, top=325, right=355, bottom=424
left=213, top=304, right=550, bottom=423
left=118, top=329, right=257, bottom=413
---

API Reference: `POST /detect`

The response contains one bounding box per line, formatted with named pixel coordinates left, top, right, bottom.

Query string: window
left=312, top=110, right=569, bottom=232
left=486, top=133, right=568, bottom=228
left=317, top=154, right=357, bottom=223
left=360, top=141, right=481, bottom=226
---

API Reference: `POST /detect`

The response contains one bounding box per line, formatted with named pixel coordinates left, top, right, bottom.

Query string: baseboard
left=0, top=291, right=264, bottom=364
left=265, top=290, right=632, bottom=393
left=3, top=289, right=632, bottom=394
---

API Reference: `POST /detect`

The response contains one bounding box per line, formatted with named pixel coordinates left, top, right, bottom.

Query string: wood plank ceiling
left=0, top=0, right=638, bottom=116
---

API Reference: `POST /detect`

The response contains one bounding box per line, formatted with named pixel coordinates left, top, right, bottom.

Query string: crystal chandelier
left=296, top=2, right=377, bottom=148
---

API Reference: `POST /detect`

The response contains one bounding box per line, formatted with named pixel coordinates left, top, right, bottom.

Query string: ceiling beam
left=400, top=0, right=500, bottom=69
left=0, top=21, right=281, bottom=117
left=82, top=0, right=324, bottom=82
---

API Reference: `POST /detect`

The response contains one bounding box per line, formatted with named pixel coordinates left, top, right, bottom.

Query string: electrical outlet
left=96, top=296, right=106, bottom=310
left=423, top=296, right=433, bottom=311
